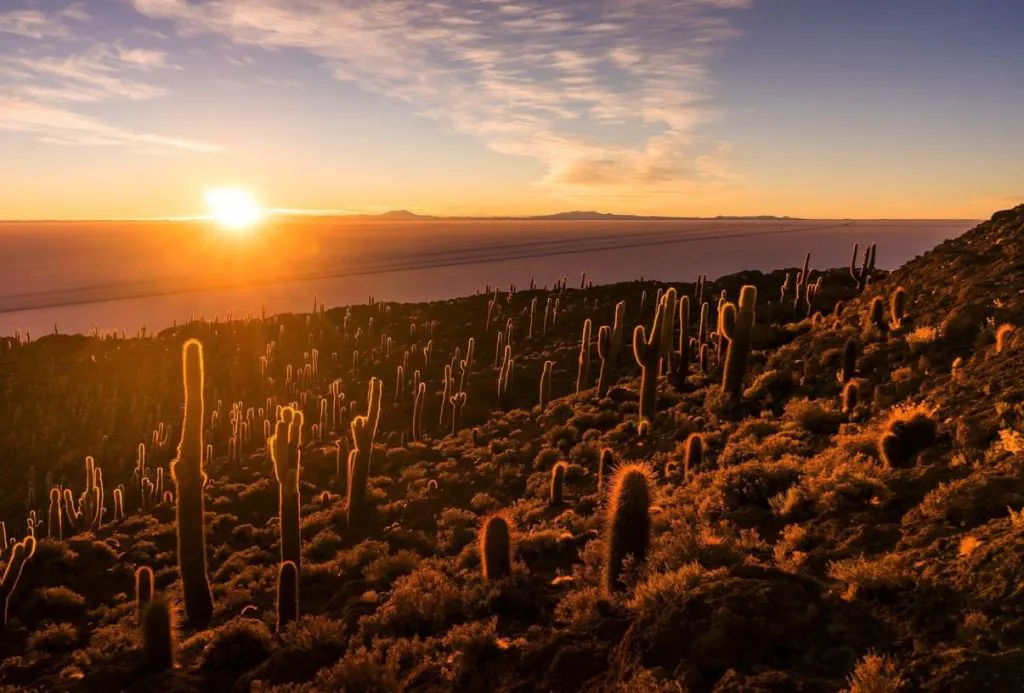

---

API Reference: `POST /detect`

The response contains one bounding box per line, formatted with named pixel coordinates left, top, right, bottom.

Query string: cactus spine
left=347, top=377, right=382, bottom=532
left=720, top=285, right=757, bottom=396
left=270, top=406, right=303, bottom=573
left=603, top=464, right=652, bottom=594
left=480, top=515, right=512, bottom=581
left=170, top=339, right=214, bottom=627
left=277, top=560, right=299, bottom=632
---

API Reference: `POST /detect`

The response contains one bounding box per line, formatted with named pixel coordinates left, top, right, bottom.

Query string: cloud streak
left=131, top=0, right=751, bottom=194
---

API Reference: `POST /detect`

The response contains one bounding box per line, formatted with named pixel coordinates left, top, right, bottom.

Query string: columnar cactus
left=550, top=462, right=567, bottom=505
left=480, top=515, right=512, bottom=581
left=135, top=566, right=154, bottom=623
left=633, top=293, right=666, bottom=423
left=576, top=319, right=592, bottom=393
left=850, top=242, right=877, bottom=293
left=658, top=287, right=678, bottom=376
left=498, top=345, right=513, bottom=409
left=539, top=360, right=554, bottom=411
left=869, top=296, right=888, bottom=335
left=672, top=295, right=692, bottom=388
left=170, top=339, right=214, bottom=627
left=412, top=381, right=426, bottom=442
left=270, top=406, right=303, bottom=573
left=347, top=377, right=382, bottom=532
left=450, top=391, right=467, bottom=435
left=720, top=285, right=757, bottom=396
left=141, top=595, right=175, bottom=672
left=683, top=434, right=703, bottom=478
left=596, top=325, right=613, bottom=397
left=890, top=287, right=908, bottom=328
left=840, top=338, right=858, bottom=383
left=277, top=560, right=299, bottom=632
left=603, top=464, right=652, bottom=594
left=1, top=536, right=35, bottom=626
left=842, top=381, right=859, bottom=414
left=598, top=447, right=614, bottom=492
left=47, top=488, right=61, bottom=540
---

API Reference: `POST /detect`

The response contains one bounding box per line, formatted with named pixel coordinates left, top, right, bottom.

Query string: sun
left=203, top=187, right=264, bottom=232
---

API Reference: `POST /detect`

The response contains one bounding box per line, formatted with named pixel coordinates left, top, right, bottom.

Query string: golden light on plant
left=203, top=187, right=264, bottom=232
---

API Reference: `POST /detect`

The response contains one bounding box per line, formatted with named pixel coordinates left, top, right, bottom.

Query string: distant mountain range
left=333, top=210, right=799, bottom=222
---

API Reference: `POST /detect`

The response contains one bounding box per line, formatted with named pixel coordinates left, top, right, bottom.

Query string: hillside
left=0, top=204, right=1021, bottom=692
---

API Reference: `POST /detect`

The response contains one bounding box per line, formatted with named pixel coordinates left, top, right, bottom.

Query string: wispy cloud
left=131, top=0, right=752, bottom=195
left=0, top=5, right=212, bottom=154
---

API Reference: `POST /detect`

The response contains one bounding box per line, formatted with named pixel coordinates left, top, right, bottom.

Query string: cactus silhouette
left=550, top=462, right=567, bottom=505
left=347, top=377, right=382, bottom=532
left=270, top=406, right=303, bottom=573
left=539, top=360, right=554, bottom=412
left=598, top=447, right=614, bottom=492
left=672, top=295, right=692, bottom=388
left=721, top=285, right=757, bottom=395
left=683, top=434, right=703, bottom=478
left=841, top=338, right=858, bottom=383
left=890, top=287, right=908, bottom=328
left=1, top=536, right=36, bottom=626
left=170, top=339, right=214, bottom=627
left=277, top=560, right=299, bottom=632
left=47, top=487, right=61, bottom=539
left=141, top=595, right=175, bottom=672
left=603, top=464, right=652, bottom=594
left=850, top=241, right=877, bottom=293
left=596, top=325, right=614, bottom=397
left=842, top=381, right=859, bottom=414
left=135, top=566, right=154, bottom=623
left=658, top=287, right=678, bottom=376
left=869, top=296, right=888, bottom=335
left=576, top=319, right=592, bottom=393
left=633, top=293, right=666, bottom=423
left=480, top=515, right=512, bottom=581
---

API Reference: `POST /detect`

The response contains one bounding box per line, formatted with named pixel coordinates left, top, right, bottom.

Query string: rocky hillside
left=0, top=204, right=1021, bottom=692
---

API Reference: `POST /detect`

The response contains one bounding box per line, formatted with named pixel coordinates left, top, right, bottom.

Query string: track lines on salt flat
left=0, top=222, right=849, bottom=314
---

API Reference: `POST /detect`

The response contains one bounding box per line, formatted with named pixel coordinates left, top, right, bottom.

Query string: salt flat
left=0, top=217, right=977, bottom=336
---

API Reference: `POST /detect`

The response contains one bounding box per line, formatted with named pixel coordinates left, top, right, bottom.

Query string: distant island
left=324, top=210, right=800, bottom=222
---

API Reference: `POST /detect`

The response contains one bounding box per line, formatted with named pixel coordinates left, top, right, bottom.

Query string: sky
left=0, top=0, right=1021, bottom=220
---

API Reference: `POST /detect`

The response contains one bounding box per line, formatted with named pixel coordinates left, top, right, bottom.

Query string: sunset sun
left=203, top=187, right=263, bottom=231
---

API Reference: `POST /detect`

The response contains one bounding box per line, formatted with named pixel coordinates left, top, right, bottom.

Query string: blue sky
left=1, top=0, right=1021, bottom=219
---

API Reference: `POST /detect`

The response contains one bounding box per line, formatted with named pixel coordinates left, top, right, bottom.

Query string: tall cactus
left=658, top=287, right=677, bottom=376
left=141, top=595, right=175, bottom=672
left=480, top=515, right=512, bottom=581
left=672, top=295, right=692, bottom=388
left=633, top=293, right=666, bottom=423
left=270, top=406, right=303, bottom=573
left=277, top=560, right=299, bottom=632
left=412, top=382, right=426, bottom=442
left=596, top=325, right=613, bottom=397
left=135, top=566, right=154, bottom=623
left=720, top=285, right=757, bottom=396
left=576, top=319, right=592, bottom=393
left=347, top=377, right=382, bottom=532
left=603, top=464, right=651, bottom=594
left=850, top=242, right=877, bottom=293
left=539, top=360, right=554, bottom=411
left=1, top=536, right=36, bottom=626
left=47, top=488, right=61, bottom=540
left=550, top=462, right=567, bottom=505
left=170, top=339, right=214, bottom=627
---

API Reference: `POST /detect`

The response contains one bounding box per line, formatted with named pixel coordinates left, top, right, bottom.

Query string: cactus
left=603, top=464, right=652, bottom=594
left=879, top=407, right=936, bottom=467
left=170, top=339, right=214, bottom=627
left=850, top=242, right=877, bottom=293
left=576, top=319, right=592, bottom=393
left=682, top=434, right=703, bottom=478
left=539, top=360, right=554, bottom=411
left=498, top=345, right=513, bottom=409
left=480, top=515, right=512, bottom=581
left=1, top=536, right=36, bottom=626
left=277, top=560, right=299, bottom=632
left=609, top=300, right=625, bottom=367
left=550, top=462, right=567, bottom=505
left=135, top=566, right=154, bottom=622
left=347, top=377, right=382, bottom=532
left=595, top=325, right=613, bottom=397
left=996, top=324, right=1014, bottom=353
left=671, top=295, right=692, bottom=388
left=412, top=381, right=426, bottom=442
left=658, top=288, right=678, bottom=376
left=890, top=287, right=908, bottom=328
left=47, top=488, right=61, bottom=539
left=633, top=292, right=666, bottom=423
left=840, top=338, right=858, bottom=383
left=697, top=301, right=709, bottom=347
left=450, top=391, right=467, bottom=435
left=720, top=285, right=757, bottom=396
left=270, top=406, right=303, bottom=573
left=598, top=447, right=614, bottom=492
left=141, top=596, right=175, bottom=672
left=842, top=381, right=859, bottom=414
left=868, top=296, right=887, bottom=335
